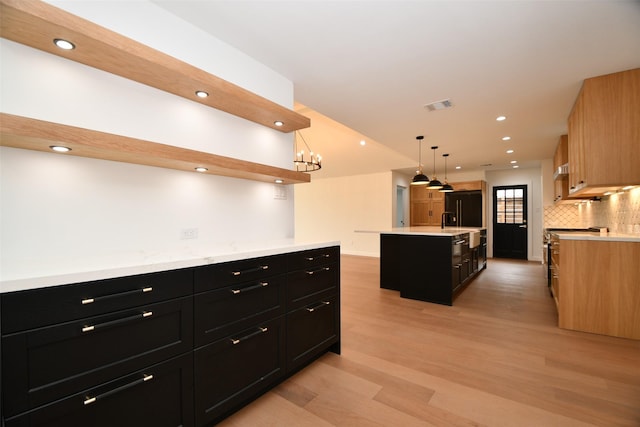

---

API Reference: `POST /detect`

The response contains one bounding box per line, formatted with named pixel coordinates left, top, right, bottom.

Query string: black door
left=493, top=185, right=527, bottom=259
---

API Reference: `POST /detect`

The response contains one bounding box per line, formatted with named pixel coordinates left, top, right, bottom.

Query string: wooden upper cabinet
left=567, top=68, right=640, bottom=196
left=410, top=187, right=444, bottom=226
left=450, top=180, right=485, bottom=192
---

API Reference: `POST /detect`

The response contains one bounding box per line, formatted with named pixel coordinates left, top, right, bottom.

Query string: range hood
left=553, top=163, right=569, bottom=180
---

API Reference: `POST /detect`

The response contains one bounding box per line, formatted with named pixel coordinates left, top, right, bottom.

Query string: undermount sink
left=469, top=231, right=481, bottom=248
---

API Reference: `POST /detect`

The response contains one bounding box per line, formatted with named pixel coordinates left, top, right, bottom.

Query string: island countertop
left=0, top=239, right=340, bottom=294
left=357, top=226, right=485, bottom=237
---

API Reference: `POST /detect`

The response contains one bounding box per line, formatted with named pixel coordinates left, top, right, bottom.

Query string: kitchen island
left=378, top=227, right=487, bottom=305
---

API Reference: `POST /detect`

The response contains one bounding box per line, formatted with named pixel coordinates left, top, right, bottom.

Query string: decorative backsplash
left=544, top=187, right=640, bottom=234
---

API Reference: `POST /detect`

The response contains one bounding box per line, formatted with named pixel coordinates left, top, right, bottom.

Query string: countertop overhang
left=0, top=240, right=340, bottom=294
left=357, top=226, right=485, bottom=237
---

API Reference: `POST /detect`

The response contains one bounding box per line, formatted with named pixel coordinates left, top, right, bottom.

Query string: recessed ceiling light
left=455, top=166, right=462, bottom=170
left=496, top=115, right=506, bottom=121
left=506, top=149, right=514, bottom=154
left=195, top=90, right=209, bottom=98
left=49, top=145, right=71, bottom=153
left=274, top=121, right=284, bottom=127
left=360, top=140, right=366, bottom=146
left=510, top=160, right=517, bottom=164
left=513, top=165, right=519, bottom=168
left=53, top=38, right=75, bottom=50
left=502, top=136, right=511, bottom=141
left=275, top=179, right=284, bottom=184
left=194, top=167, right=208, bottom=172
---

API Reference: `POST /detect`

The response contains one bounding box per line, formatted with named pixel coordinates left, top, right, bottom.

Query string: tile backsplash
left=544, top=187, right=640, bottom=234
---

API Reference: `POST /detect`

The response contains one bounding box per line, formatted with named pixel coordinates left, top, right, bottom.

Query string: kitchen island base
left=380, top=230, right=486, bottom=305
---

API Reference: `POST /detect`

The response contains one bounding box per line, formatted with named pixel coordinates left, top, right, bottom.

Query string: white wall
left=0, top=2, right=297, bottom=282
left=295, top=172, right=394, bottom=257
left=486, top=167, right=544, bottom=262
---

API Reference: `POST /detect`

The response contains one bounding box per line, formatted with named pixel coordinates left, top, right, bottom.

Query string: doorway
left=396, top=185, right=407, bottom=227
left=493, top=185, right=527, bottom=259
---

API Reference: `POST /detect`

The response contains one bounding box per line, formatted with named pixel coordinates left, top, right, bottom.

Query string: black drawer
left=286, top=262, right=338, bottom=310
left=287, top=246, right=339, bottom=271
left=194, top=316, right=285, bottom=426
left=286, top=295, right=340, bottom=372
left=4, top=353, right=194, bottom=427
left=2, top=296, right=193, bottom=417
left=195, top=274, right=285, bottom=347
left=1, top=268, right=193, bottom=334
left=194, top=254, right=286, bottom=293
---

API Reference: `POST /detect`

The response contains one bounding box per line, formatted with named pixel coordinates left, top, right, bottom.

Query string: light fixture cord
left=296, top=131, right=313, bottom=155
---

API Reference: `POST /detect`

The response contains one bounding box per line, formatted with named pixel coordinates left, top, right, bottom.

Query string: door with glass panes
left=493, top=185, right=527, bottom=259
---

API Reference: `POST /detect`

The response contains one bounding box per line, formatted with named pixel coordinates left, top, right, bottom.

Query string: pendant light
left=427, top=146, right=443, bottom=190
left=439, top=154, right=454, bottom=192
left=411, top=135, right=429, bottom=185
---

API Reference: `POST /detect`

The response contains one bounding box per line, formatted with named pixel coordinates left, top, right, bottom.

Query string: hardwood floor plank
left=219, top=255, right=640, bottom=426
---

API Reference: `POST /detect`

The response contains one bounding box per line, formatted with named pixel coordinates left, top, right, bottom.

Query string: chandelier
left=294, top=131, right=322, bottom=172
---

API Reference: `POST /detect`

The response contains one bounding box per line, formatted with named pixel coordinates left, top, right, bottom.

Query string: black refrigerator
left=444, top=191, right=483, bottom=227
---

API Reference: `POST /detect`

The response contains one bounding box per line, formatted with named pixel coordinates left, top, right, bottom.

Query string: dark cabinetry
left=1, top=246, right=341, bottom=427
left=1, top=269, right=194, bottom=426
left=286, top=247, right=340, bottom=371
left=380, top=233, right=485, bottom=306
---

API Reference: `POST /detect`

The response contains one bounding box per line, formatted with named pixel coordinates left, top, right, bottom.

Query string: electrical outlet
left=180, top=228, right=198, bottom=240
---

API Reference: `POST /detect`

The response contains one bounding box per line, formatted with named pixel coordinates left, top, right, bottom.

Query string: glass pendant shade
left=411, top=135, right=429, bottom=185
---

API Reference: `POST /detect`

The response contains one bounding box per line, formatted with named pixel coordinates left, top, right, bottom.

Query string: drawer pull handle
left=230, top=327, right=268, bottom=345
left=306, top=267, right=330, bottom=275
left=231, top=282, right=268, bottom=295
left=81, top=311, right=153, bottom=333
left=83, top=373, right=153, bottom=406
left=306, top=301, right=331, bottom=312
left=81, top=286, right=153, bottom=305
left=305, top=254, right=330, bottom=261
left=231, top=265, right=269, bottom=276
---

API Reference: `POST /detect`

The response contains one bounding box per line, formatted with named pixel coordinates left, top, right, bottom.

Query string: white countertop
left=0, top=240, right=340, bottom=294
left=551, top=231, right=640, bottom=242
left=356, top=226, right=485, bottom=237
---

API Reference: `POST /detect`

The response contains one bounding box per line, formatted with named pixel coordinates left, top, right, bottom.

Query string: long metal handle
left=230, top=327, right=268, bottom=345
left=519, top=225, right=527, bottom=228
left=82, top=311, right=153, bottom=333
left=231, top=265, right=268, bottom=276
left=81, top=286, right=152, bottom=305
left=306, top=266, right=330, bottom=275
left=84, top=373, right=153, bottom=406
left=230, top=281, right=268, bottom=295
left=306, top=301, right=331, bottom=312
left=305, top=254, right=330, bottom=261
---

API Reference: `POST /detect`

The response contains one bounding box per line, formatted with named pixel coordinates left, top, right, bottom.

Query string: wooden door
left=493, top=185, right=527, bottom=259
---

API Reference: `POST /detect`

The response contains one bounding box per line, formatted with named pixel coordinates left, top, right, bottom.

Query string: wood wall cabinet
left=567, top=68, right=640, bottom=197
left=410, top=186, right=445, bottom=226
left=1, top=245, right=342, bottom=426
left=552, top=135, right=580, bottom=204
left=558, top=238, right=640, bottom=340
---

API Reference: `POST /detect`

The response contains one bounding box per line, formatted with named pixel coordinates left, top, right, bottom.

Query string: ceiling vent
left=424, top=99, right=453, bottom=111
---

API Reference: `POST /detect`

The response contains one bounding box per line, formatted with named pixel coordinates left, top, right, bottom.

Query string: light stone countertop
left=356, top=226, right=485, bottom=237
left=551, top=231, right=640, bottom=243
left=0, top=240, right=340, bottom=294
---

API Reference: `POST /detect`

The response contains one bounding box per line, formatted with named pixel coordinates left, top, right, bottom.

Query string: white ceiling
left=153, top=0, right=640, bottom=179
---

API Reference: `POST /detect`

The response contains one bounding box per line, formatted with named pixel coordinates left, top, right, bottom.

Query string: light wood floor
left=219, top=255, right=640, bottom=427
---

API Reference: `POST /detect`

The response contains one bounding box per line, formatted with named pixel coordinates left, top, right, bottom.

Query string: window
left=496, top=188, right=524, bottom=224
